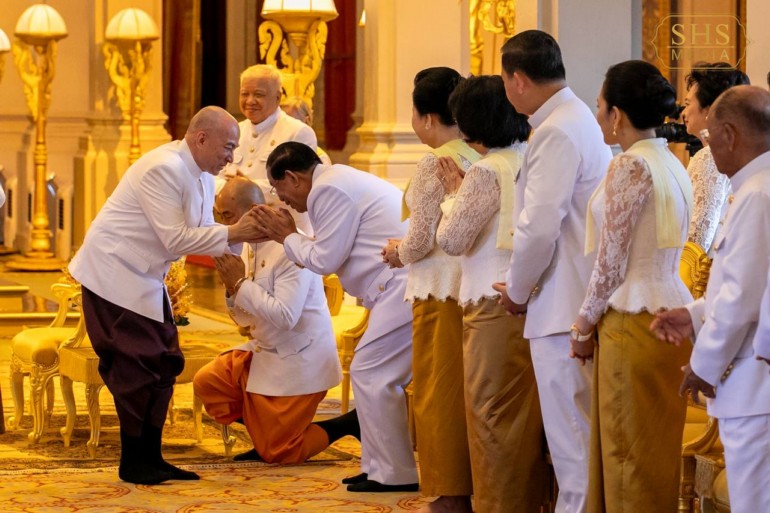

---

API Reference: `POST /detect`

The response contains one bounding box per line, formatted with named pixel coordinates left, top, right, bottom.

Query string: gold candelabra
left=6, top=4, right=68, bottom=271
left=103, top=8, right=159, bottom=165
left=259, top=0, right=339, bottom=109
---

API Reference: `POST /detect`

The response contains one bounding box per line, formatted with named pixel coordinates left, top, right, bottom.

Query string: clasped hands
left=235, top=205, right=298, bottom=244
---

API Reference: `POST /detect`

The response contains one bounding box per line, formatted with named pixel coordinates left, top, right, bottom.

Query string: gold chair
left=679, top=241, right=712, bottom=300
left=677, top=241, right=723, bottom=513
left=58, top=325, right=234, bottom=459
left=322, top=274, right=369, bottom=413
left=8, top=282, right=81, bottom=441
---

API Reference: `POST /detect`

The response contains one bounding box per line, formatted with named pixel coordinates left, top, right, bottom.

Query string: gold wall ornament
left=259, top=0, right=338, bottom=109
left=103, top=8, right=160, bottom=165
left=469, top=0, right=517, bottom=76
left=6, top=4, right=68, bottom=271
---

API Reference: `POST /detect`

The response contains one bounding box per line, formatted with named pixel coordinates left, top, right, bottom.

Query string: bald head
left=186, top=106, right=237, bottom=137
left=184, top=106, right=240, bottom=175
left=707, top=86, right=770, bottom=177
left=215, top=177, right=265, bottom=225
left=711, top=85, right=770, bottom=136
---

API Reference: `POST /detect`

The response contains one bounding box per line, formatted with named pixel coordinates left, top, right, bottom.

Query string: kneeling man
left=194, top=177, right=357, bottom=463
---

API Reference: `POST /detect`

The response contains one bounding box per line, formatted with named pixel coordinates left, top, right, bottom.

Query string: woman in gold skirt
left=570, top=60, right=694, bottom=513
left=382, top=67, right=479, bottom=513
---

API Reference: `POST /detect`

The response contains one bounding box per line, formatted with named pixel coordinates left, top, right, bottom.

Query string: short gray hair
left=240, top=64, right=281, bottom=90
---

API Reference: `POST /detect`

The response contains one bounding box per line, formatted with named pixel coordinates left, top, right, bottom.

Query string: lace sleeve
left=579, top=154, right=653, bottom=325
left=436, top=164, right=500, bottom=256
left=687, top=147, right=731, bottom=250
left=398, top=154, right=445, bottom=265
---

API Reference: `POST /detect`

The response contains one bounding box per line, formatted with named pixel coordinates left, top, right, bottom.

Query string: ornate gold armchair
left=322, top=274, right=369, bottom=413
left=58, top=318, right=236, bottom=459
left=677, top=241, right=725, bottom=513
left=8, top=282, right=81, bottom=442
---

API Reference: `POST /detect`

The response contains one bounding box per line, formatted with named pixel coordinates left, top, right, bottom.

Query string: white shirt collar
left=177, top=139, right=204, bottom=180
left=730, top=150, right=770, bottom=192
left=528, top=86, right=575, bottom=129
left=251, top=107, right=281, bottom=135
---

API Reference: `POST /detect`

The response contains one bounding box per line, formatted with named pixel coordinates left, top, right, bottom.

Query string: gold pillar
left=7, top=4, right=68, bottom=271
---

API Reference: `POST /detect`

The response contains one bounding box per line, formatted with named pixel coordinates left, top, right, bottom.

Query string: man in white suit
left=492, top=30, right=611, bottom=513
left=217, top=65, right=317, bottom=211
left=217, top=64, right=316, bottom=233
left=254, top=141, right=419, bottom=493
left=70, top=106, right=262, bottom=485
left=652, top=86, right=770, bottom=513
left=194, top=177, right=357, bottom=464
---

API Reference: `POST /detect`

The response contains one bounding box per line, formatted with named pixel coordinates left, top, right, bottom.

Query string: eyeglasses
left=268, top=186, right=276, bottom=196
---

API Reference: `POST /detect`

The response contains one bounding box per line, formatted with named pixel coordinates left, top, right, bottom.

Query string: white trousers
left=351, top=322, right=418, bottom=485
left=530, top=334, right=592, bottom=513
left=719, top=414, right=770, bottom=513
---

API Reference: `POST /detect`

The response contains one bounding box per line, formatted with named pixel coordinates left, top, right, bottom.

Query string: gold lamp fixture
left=103, top=8, right=160, bottom=165
left=259, top=0, right=339, bottom=108
left=7, top=3, right=68, bottom=271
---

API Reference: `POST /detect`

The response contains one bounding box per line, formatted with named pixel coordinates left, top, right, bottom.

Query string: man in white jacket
left=493, top=30, right=611, bottom=513
left=653, top=86, right=770, bottom=513
left=194, top=177, right=357, bottom=464
left=254, top=141, right=419, bottom=493
left=70, top=106, right=262, bottom=485
left=217, top=64, right=317, bottom=239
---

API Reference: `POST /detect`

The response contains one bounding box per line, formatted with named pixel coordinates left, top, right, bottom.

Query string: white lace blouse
left=579, top=149, right=693, bottom=325
left=437, top=143, right=526, bottom=306
left=686, top=146, right=731, bottom=251
left=399, top=153, right=463, bottom=302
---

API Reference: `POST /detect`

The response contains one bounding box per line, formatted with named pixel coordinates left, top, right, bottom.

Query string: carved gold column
left=103, top=8, right=160, bottom=165
left=469, top=0, right=517, bottom=76
left=7, top=4, right=68, bottom=271
left=259, top=0, right=339, bottom=109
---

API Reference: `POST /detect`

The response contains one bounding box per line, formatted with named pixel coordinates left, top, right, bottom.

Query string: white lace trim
left=687, top=146, right=731, bottom=251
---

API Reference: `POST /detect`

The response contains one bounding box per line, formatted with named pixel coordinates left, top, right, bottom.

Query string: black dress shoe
left=347, top=479, right=419, bottom=493
left=233, top=449, right=263, bottom=461
left=157, top=461, right=200, bottom=480
left=341, top=472, right=368, bottom=485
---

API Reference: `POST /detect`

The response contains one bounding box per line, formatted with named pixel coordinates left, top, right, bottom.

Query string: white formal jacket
left=70, top=140, right=232, bottom=322
left=217, top=108, right=317, bottom=233
left=506, top=87, right=612, bottom=339
left=283, top=164, right=413, bottom=349
left=219, top=108, right=317, bottom=186
left=228, top=241, right=341, bottom=396
left=686, top=151, right=770, bottom=419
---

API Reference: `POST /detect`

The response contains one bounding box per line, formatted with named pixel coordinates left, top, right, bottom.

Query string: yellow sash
left=402, top=139, right=481, bottom=221
left=480, top=147, right=523, bottom=250
left=585, top=138, right=693, bottom=254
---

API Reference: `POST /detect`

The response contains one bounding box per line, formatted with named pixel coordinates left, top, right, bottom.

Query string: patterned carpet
left=0, top=461, right=430, bottom=512
left=0, top=269, right=428, bottom=511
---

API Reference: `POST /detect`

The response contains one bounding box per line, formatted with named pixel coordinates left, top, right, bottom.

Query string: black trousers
left=81, top=286, right=184, bottom=436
